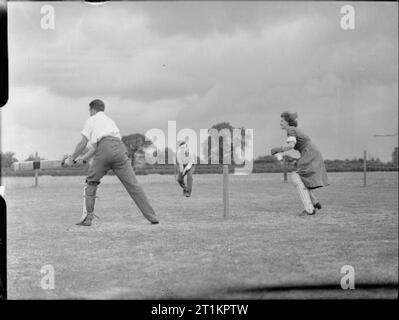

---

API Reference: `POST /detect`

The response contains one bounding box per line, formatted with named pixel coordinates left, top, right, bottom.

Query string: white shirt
left=81, top=112, right=121, bottom=145
left=176, top=143, right=196, bottom=167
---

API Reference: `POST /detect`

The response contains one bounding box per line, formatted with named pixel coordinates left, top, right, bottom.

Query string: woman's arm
left=271, top=136, right=297, bottom=155
left=281, top=140, right=296, bottom=152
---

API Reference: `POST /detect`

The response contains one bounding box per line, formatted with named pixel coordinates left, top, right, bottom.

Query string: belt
left=97, top=136, right=121, bottom=146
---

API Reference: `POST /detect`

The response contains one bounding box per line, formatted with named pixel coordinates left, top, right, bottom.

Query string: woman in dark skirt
left=271, top=112, right=329, bottom=216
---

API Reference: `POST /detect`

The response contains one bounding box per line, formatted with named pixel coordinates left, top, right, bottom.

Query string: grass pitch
left=4, top=172, right=398, bottom=299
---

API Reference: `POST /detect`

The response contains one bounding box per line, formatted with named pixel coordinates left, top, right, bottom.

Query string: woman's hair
left=281, top=111, right=298, bottom=127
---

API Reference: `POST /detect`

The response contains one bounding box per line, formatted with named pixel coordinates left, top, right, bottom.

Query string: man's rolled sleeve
left=81, top=118, right=93, bottom=142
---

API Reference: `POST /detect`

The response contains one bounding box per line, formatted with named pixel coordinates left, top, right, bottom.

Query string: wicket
left=223, top=165, right=229, bottom=218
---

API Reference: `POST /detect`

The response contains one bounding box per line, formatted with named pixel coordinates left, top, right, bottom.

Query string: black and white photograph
left=0, top=0, right=397, bottom=307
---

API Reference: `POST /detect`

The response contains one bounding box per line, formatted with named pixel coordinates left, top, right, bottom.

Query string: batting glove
left=74, top=157, right=87, bottom=166
left=63, top=156, right=74, bottom=167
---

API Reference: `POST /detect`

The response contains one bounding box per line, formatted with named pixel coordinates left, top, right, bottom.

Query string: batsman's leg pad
left=77, top=183, right=98, bottom=224
left=85, top=183, right=98, bottom=213
left=291, top=172, right=314, bottom=214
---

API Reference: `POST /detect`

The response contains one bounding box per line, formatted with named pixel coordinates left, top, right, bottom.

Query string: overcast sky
left=1, top=1, right=398, bottom=162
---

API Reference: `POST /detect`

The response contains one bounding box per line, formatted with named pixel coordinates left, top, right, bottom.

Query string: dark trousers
left=177, top=165, right=195, bottom=195
left=85, top=137, right=158, bottom=223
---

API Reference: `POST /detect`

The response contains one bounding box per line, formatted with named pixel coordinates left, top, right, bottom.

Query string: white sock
left=291, top=173, right=314, bottom=213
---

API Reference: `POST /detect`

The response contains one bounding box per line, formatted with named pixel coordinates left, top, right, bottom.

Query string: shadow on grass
left=223, top=282, right=398, bottom=294
left=65, top=282, right=398, bottom=300
left=142, top=283, right=399, bottom=300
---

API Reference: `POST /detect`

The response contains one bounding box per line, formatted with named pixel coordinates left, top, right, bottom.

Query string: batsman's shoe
left=314, top=202, right=322, bottom=210
left=298, top=210, right=316, bottom=216
left=76, top=212, right=95, bottom=226
left=307, top=209, right=316, bottom=215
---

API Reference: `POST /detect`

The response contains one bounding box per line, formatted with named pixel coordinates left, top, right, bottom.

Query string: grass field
left=4, top=172, right=398, bottom=299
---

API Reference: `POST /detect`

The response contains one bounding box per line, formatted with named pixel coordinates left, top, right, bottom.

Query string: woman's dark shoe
left=314, top=202, right=322, bottom=210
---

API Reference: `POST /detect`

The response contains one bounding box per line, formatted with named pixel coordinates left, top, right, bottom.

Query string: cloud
left=8, top=2, right=397, bottom=99
left=3, top=1, right=398, bottom=161
left=1, top=86, right=185, bottom=160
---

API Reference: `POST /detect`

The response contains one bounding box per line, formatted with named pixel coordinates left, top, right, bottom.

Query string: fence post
left=223, top=165, right=229, bottom=218
left=34, top=152, right=39, bottom=187
left=363, top=150, right=367, bottom=187
left=283, top=156, right=287, bottom=182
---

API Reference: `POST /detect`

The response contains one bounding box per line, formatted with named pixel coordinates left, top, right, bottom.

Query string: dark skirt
left=297, top=143, right=329, bottom=189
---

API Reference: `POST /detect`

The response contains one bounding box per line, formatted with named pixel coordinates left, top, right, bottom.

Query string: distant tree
left=1, top=152, right=18, bottom=168
left=392, top=147, right=398, bottom=166
left=255, top=155, right=279, bottom=164
left=201, top=122, right=251, bottom=165
left=155, top=147, right=175, bottom=164
left=122, top=133, right=154, bottom=166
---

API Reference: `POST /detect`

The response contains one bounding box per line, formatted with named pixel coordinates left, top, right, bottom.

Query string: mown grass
left=4, top=172, right=398, bottom=299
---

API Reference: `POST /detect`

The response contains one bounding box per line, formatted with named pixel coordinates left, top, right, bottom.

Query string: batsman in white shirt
left=176, top=141, right=196, bottom=197
left=63, top=99, right=159, bottom=226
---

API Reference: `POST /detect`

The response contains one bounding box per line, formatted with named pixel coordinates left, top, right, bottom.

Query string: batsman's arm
left=176, top=152, right=184, bottom=172
left=175, top=158, right=184, bottom=173
left=79, top=144, right=96, bottom=162
left=185, top=159, right=194, bottom=172
left=189, top=151, right=196, bottom=166
left=71, top=136, right=89, bottom=161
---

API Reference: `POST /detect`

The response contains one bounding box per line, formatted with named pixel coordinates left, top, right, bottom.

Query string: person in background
left=176, top=141, right=196, bottom=197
